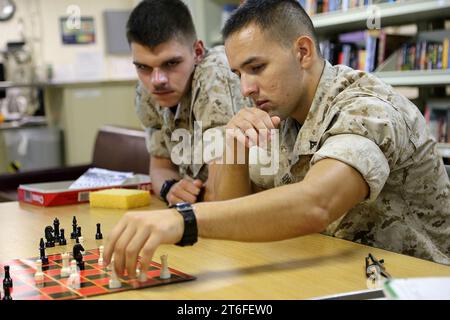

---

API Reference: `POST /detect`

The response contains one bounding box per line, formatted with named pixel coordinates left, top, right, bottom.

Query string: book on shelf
left=397, top=38, right=450, bottom=71
left=424, top=100, right=450, bottom=145
left=320, top=30, right=412, bottom=72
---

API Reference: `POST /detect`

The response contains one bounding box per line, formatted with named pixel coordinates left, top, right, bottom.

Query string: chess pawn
left=3, top=265, right=13, bottom=289
left=59, top=228, right=67, bottom=246
left=78, top=236, right=85, bottom=255
left=137, top=266, right=148, bottom=283
left=34, top=259, right=44, bottom=282
left=60, top=253, right=70, bottom=278
left=71, top=216, right=78, bottom=239
left=108, top=259, right=122, bottom=289
left=67, top=260, right=80, bottom=289
left=95, top=223, right=103, bottom=240
left=159, top=254, right=171, bottom=280
left=97, top=246, right=104, bottom=266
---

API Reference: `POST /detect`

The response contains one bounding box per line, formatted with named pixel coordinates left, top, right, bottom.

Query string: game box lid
left=17, top=174, right=152, bottom=207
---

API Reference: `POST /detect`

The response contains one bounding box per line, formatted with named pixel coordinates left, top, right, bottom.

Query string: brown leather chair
left=0, top=125, right=150, bottom=201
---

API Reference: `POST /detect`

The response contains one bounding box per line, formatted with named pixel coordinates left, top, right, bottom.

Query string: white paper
left=383, top=277, right=450, bottom=300
left=69, top=167, right=134, bottom=190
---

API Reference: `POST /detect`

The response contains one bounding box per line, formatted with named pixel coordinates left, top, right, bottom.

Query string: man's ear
left=193, top=40, right=206, bottom=64
left=294, top=36, right=316, bottom=68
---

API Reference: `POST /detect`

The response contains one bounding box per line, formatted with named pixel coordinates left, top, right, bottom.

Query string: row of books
left=397, top=39, right=450, bottom=71
left=319, top=30, right=409, bottom=72
left=424, top=101, right=450, bottom=144
left=298, top=0, right=398, bottom=16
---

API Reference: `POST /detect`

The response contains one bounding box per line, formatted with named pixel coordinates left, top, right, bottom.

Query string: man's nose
left=241, top=75, right=258, bottom=97
left=151, top=69, right=168, bottom=86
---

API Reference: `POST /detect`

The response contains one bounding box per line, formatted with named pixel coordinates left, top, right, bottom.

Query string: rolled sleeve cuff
left=146, top=127, right=171, bottom=159
left=311, top=134, right=390, bottom=202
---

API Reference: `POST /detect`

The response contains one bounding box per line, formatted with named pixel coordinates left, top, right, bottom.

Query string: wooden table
left=1, top=199, right=449, bottom=300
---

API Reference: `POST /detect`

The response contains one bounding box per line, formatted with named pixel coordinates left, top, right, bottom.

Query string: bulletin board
left=60, top=17, right=96, bottom=45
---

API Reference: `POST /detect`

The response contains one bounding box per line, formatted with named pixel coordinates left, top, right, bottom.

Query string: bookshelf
left=311, top=0, right=450, bottom=159
left=374, top=69, right=450, bottom=86
left=311, top=0, right=450, bottom=36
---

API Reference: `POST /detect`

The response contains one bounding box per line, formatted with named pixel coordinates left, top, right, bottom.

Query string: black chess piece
left=39, top=238, right=49, bottom=265
left=71, top=216, right=78, bottom=239
left=2, top=285, right=12, bottom=300
left=53, top=218, right=60, bottom=243
left=95, top=223, right=103, bottom=240
left=59, top=228, right=67, bottom=245
left=77, top=226, right=82, bottom=237
left=45, top=226, right=55, bottom=248
left=73, top=243, right=85, bottom=271
left=3, top=265, right=13, bottom=289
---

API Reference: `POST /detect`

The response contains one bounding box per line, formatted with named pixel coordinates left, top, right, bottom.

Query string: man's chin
left=153, top=96, right=180, bottom=108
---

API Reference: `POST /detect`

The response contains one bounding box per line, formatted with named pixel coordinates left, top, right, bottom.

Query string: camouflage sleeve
left=311, top=96, right=407, bottom=202
left=192, top=66, right=252, bottom=132
left=311, top=134, right=390, bottom=202
left=135, top=83, right=170, bottom=158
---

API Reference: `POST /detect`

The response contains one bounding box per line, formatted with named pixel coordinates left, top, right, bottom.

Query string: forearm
left=194, top=159, right=368, bottom=242
left=194, top=182, right=329, bottom=242
left=205, top=144, right=253, bottom=201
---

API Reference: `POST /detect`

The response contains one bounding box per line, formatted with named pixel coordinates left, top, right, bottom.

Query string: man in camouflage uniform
left=103, top=0, right=449, bottom=276
left=128, top=0, right=250, bottom=205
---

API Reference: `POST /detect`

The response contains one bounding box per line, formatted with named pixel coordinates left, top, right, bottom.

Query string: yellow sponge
left=90, top=188, right=151, bottom=209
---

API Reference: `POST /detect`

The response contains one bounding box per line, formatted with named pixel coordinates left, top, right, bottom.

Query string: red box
left=18, top=174, right=152, bottom=207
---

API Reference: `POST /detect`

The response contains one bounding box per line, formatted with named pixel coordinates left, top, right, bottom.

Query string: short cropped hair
left=127, top=0, right=197, bottom=49
left=222, top=0, right=321, bottom=55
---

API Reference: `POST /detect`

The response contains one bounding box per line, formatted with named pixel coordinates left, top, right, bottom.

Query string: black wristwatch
left=169, top=202, right=198, bottom=247
left=160, top=179, right=178, bottom=204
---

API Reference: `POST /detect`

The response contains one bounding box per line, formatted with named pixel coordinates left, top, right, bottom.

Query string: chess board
left=0, top=248, right=195, bottom=300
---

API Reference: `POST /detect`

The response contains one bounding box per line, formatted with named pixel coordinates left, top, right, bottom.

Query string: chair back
left=91, top=125, right=149, bottom=174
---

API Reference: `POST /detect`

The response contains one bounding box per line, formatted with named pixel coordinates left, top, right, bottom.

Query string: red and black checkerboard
left=0, top=249, right=195, bottom=300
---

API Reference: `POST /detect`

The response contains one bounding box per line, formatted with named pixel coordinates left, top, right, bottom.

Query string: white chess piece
left=79, top=236, right=85, bottom=255
left=34, top=259, right=44, bottom=282
left=98, top=245, right=104, bottom=266
left=159, top=254, right=171, bottom=279
left=67, top=260, right=80, bottom=289
left=60, top=252, right=70, bottom=278
left=137, top=266, right=148, bottom=282
left=108, top=259, right=122, bottom=289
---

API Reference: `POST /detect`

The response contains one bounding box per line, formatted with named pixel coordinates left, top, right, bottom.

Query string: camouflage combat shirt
left=136, top=46, right=252, bottom=181
left=251, top=61, right=450, bottom=264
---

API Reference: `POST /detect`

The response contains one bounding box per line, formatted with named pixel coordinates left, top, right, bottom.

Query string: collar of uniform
left=161, top=84, right=193, bottom=131
left=291, top=60, right=338, bottom=156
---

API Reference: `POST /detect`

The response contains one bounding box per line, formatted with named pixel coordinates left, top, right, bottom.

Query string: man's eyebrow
left=133, top=61, right=148, bottom=67
left=133, top=56, right=183, bottom=68
left=231, top=56, right=260, bottom=74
